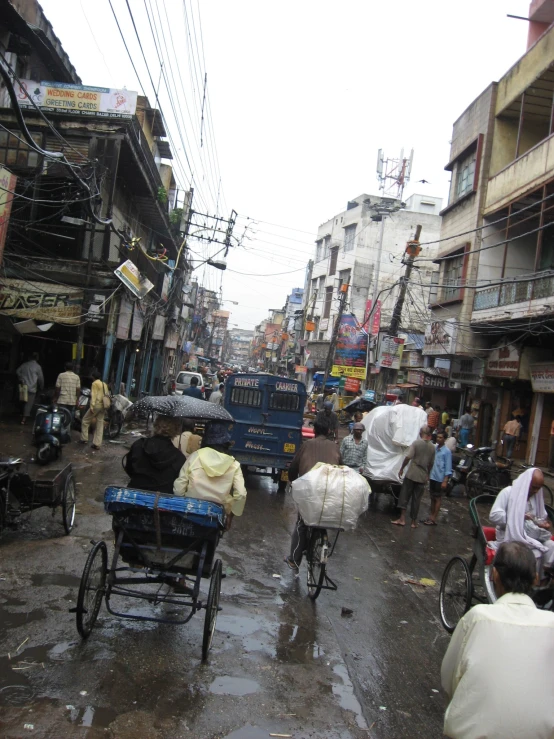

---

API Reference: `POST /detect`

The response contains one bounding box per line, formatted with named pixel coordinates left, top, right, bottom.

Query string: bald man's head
left=529, top=468, right=544, bottom=498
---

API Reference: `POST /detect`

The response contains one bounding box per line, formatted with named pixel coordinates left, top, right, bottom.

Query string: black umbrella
left=129, top=395, right=234, bottom=422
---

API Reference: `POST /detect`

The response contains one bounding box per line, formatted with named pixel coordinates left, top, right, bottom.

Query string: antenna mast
left=376, top=148, right=414, bottom=200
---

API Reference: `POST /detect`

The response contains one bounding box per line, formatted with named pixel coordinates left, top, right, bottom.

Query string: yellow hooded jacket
left=173, top=448, right=247, bottom=516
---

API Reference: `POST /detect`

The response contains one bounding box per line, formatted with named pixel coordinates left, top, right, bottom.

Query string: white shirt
left=445, top=436, right=457, bottom=453
left=441, top=593, right=554, bottom=739
left=489, top=485, right=511, bottom=543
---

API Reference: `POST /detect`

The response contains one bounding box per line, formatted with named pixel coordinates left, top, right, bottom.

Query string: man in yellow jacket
left=173, top=422, right=247, bottom=528
left=80, top=368, right=109, bottom=450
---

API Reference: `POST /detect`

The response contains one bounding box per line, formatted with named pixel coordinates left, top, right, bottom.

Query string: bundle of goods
left=291, top=463, right=370, bottom=530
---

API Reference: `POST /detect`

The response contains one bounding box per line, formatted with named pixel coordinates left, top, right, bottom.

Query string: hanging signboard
left=486, top=344, right=520, bottom=378
left=334, top=315, right=368, bottom=370
left=131, top=304, right=144, bottom=341
left=17, top=80, right=137, bottom=119
left=364, top=299, right=381, bottom=336
left=423, top=319, right=457, bottom=356
left=295, top=365, right=308, bottom=374
left=331, top=365, right=366, bottom=379
left=379, top=335, right=405, bottom=369
left=344, top=377, right=361, bottom=392
left=0, top=166, right=16, bottom=267
left=114, top=259, right=154, bottom=299
left=529, top=363, right=554, bottom=393
left=152, top=315, right=166, bottom=340
left=0, top=278, right=83, bottom=324
left=450, top=357, right=486, bottom=386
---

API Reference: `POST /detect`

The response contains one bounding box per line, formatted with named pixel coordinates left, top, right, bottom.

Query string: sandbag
left=292, top=463, right=371, bottom=530
left=362, top=404, right=428, bottom=482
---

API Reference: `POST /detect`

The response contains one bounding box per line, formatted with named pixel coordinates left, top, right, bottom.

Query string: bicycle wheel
left=202, top=559, right=222, bottom=660
left=76, top=541, right=107, bottom=638
left=466, top=468, right=489, bottom=499
left=307, top=529, right=328, bottom=601
left=542, top=484, right=554, bottom=507
left=439, top=556, right=472, bottom=633
left=62, top=472, right=76, bottom=534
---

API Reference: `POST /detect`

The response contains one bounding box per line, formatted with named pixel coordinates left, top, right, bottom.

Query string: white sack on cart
left=362, top=405, right=428, bottom=483
left=291, top=463, right=371, bottom=530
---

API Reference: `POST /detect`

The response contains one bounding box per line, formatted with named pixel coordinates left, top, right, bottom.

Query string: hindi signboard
left=530, top=363, right=554, bottom=393
left=114, top=259, right=154, bottom=299
left=379, top=335, right=405, bottom=369
left=486, top=344, right=520, bottom=378
left=0, top=166, right=16, bottom=267
left=17, top=80, right=137, bottom=119
left=334, top=315, right=368, bottom=372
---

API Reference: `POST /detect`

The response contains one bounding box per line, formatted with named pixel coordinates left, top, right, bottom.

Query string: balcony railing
left=473, top=271, right=554, bottom=311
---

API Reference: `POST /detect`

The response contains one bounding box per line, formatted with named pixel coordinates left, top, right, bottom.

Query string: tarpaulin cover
left=292, top=463, right=370, bottom=530
left=104, top=487, right=225, bottom=528
left=362, top=405, right=428, bottom=482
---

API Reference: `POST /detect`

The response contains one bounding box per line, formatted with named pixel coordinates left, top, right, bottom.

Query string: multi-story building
left=0, top=0, right=187, bottom=403
left=424, top=0, right=554, bottom=464
left=299, top=192, right=442, bottom=388
left=229, top=328, right=254, bottom=368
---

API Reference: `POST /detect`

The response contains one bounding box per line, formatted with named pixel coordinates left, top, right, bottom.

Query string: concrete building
left=299, top=193, right=442, bottom=388
left=0, top=0, right=187, bottom=404
left=229, top=328, right=254, bottom=368
left=423, top=0, right=554, bottom=464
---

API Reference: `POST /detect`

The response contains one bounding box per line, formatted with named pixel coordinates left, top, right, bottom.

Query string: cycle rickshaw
left=439, top=494, right=554, bottom=633
left=73, top=395, right=234, bottom=660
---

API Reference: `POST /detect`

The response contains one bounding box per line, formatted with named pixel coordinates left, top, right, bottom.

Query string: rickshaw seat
left=485, top=547, right=495, bottom=565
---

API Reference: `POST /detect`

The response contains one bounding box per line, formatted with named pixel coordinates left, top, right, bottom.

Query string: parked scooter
left=33, top=403, right=72, bottom=465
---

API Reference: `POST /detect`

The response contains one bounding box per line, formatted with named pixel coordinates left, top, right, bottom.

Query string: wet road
left=0, top=420, right=477, bottom=738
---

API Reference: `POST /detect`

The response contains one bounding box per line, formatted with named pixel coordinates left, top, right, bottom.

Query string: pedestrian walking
left=502, top=415, right=522, bottom=459
left=209, top=382, right=224, bottom=405
left=80, top=369, right=109, bottom=450
left=422, top=430, right=452, bottom=525
left=391, top=425, right=435, bottom=528
left=16, top=352, right=44, bottom=425
left=459, top=408, right=474, bottom=447
left=340, top=423, right=368, bottom=472
left=315, top=401, right=339, bottom=441
left=425, top=401, right=434, bottom=416
left=182, top=376, right=204, bottom=399
left=427, top=404, right=441, bottom=432
left=53, top=361, right=81, bottom=420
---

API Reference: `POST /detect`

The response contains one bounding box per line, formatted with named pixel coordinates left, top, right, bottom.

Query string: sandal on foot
left=421, top=519, right=437, bottom=526
left=284, top=557, right=299, bottom=571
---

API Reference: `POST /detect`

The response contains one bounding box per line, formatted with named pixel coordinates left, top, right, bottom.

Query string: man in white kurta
left=441, top=541, right=554, bottom=739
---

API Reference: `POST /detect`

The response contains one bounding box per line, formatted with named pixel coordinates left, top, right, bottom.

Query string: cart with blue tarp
left=73, top=487, right=226, bottom=660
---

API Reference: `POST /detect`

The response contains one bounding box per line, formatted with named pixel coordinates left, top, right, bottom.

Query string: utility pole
left=321, top=280, right=350, bottom=393
left=375, top=225, right=422, bottom=397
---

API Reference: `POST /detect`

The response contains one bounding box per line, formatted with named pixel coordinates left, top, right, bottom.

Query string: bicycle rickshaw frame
left=439, top=494, right=554, bottom=633
left=74, top=488, right=225, bottom=660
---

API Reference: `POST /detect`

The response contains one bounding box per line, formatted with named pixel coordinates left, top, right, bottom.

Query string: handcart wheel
left=439, top=556, right=472, bottom=633
left=62, top=473, right=77, bottom=534
left=202, top=559, right=222, bottom=660
left=307, top=529, right=328, bottom=601
left=466, top=469, right=489, bottom=499
left=76, top=541, right=107, bottom=638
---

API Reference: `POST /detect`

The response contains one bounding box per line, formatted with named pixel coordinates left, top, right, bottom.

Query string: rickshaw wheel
left=202, top=559, right=222, bottom=660
left=439, top=556, right=472, bottom=633
left=466, top=469, right=489, bottom=499
left=307, top=529, right=328, bottom=601
left=76, top=541, right=107, bottom=638
left=62, top=473, right=77, bottom=534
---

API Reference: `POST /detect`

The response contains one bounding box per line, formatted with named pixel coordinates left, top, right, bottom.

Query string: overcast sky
left=40, top=0, right=530, bottom=331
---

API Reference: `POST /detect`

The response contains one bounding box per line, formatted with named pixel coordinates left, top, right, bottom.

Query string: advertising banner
left=114, top=259, right=154, bottom=299
left=0, top=279, right=83, bottom=324
left=331, top=365, right=366, bottom=379
left=344, top=377, right=361, bottom=392
left=335, top=315, right=368, bottom=370
left=364, top=299, right=381, bottom=335
left=17, top=80, right=137, bottom=118
left=0, top=165, right=16, bottom=267
left=423, top=319, right=457, bottom=356
left=379, top=335, right=405, bottom=369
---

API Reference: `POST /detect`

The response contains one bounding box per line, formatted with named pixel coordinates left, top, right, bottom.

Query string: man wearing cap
left=340, top=423, right=368, bottom=473
left=174, top=421, right=247, bottom=529
left=315, top=400, right=339, bottom=441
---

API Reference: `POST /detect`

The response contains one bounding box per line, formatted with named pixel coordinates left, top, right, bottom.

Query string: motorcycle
left=33, top=403, right=72, bottom=465
left=73, top=389, right=126, bottom=440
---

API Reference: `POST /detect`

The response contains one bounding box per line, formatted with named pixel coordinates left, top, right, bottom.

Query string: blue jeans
left=459, top=428, right=471, bottom=447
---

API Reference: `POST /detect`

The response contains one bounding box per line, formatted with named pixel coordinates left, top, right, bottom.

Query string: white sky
left=39, top=0, right=530, bottom=330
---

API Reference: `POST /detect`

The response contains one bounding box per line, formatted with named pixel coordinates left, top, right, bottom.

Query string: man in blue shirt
left=422, top=430, right=452, bottom=526
left=182, top=376, right=204, bottom=400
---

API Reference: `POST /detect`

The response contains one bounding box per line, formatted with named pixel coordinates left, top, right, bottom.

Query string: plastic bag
left=291, top=463, right=371, bottom=530
left=362, top=405, right=428, bottom=482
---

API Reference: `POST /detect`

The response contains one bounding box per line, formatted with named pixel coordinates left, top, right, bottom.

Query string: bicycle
left=305, top=526, right=342, bottom=600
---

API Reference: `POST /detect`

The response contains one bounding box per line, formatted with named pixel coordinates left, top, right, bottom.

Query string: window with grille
left=441, top=252, right=465, bottom=301
left=323, top=286, right=333, bottom=318
left=324, top=236, right=331, bottom=259
left=329, top=247, right=339, bottom=276
left=230, top=387, right=261, bottom=407
left=318, top=276, right=325, bottom=298
left=0, top=130, right=42, bottom=169
left=269, top=392, right=300, bottom=411
left=455, top=152, right=476, bottom=199
left=338, top=269, right=351, bottom=290
left=315, top=240, right=323, bottom=262
left=344, top=224, right=356, bottom=252
left=311, top=278, right=318, bottom=300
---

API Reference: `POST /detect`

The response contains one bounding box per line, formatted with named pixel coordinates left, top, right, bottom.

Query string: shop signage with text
left=0, top=279, right=83, bottom=324
left=529, top=363, right=554, bottom=393
left=423, top=319, right=457, bottom=356
left=18, top=80, right=137, bottom=118
left=486, top=344, right=520, bottom=378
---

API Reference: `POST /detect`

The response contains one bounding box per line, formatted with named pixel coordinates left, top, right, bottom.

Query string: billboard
left=17, top=80, right=137, bottom=119
left=0, top=279, right=83, bottom=324
left=379, top=335, right=405, bottom=369
left=114, top=259, right=154, bottom=299
left=334, top=315, right=368, bottom=370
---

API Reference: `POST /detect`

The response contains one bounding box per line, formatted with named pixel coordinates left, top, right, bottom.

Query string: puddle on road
left=332, top=663, right=368, bottom=730
left=275, top=623, right=325, bottom=663
left=209, top=676, right=260, bottom=696
left=0, top=605, right=46, bottom=638
left=31, top=573, right=81, bottom=588
left=216, top=613, right=271, bottom=637
left=68, top=704, right=118, bottom=728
